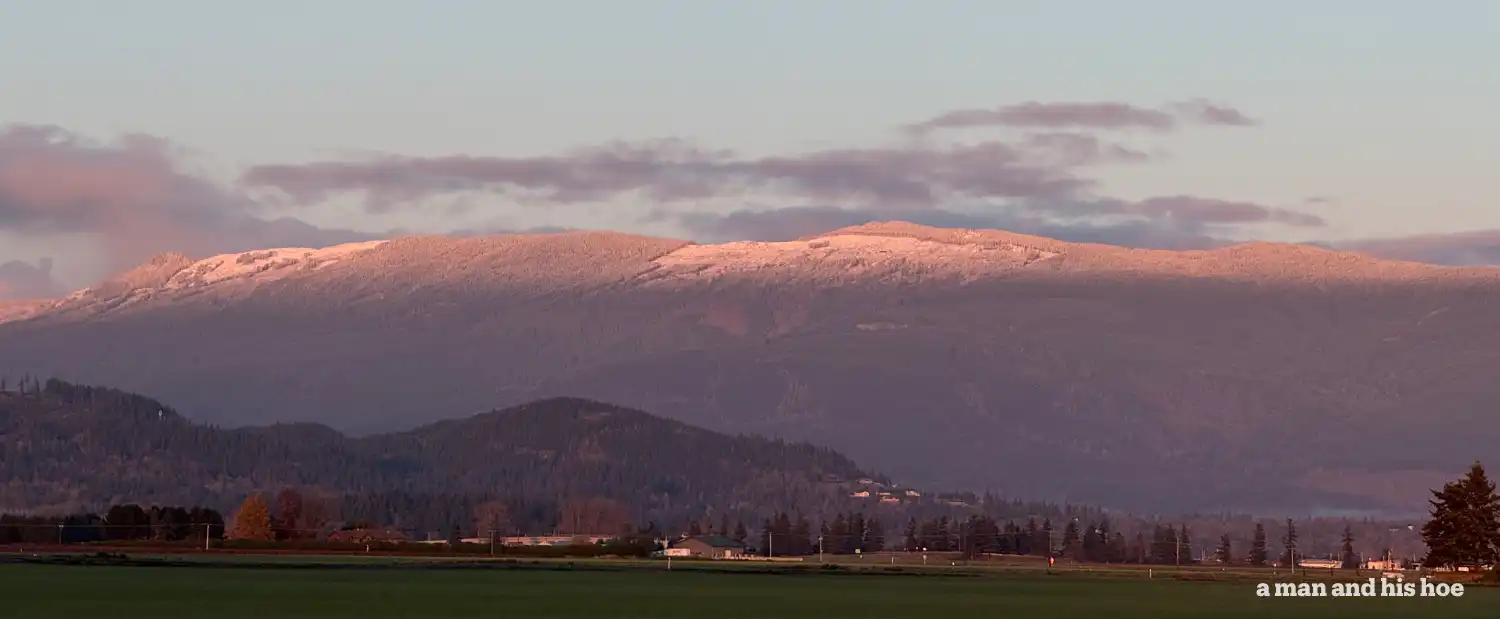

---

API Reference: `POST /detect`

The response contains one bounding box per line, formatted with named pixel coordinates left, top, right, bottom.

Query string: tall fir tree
left=1060, top=520, right=1081, bottom=559
left=1038, top=519, right=1054, bottom=557
left=1215, top=534, right=1234, bottom=564
left=1280, top=519, right=1300, bottom=567
left=1421, top=461, right=1500, bottom=569
left=1340, top=525, right=1359, bottom=569
left=1249, top=523, right=1268, bottom=567
left=1024, top=518, right=1040, bottom=556
left=1081, top=523, right=1104, bottom=563
left=866, top=517, right=885, bottom=552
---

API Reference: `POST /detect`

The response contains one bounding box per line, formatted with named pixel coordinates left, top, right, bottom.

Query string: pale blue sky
left=1, top=0, right=1498, bottom=287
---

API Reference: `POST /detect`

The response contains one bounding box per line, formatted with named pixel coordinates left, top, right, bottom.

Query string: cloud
left=906, top=100, right=1258, bottom=134
left=244, top=140, right=1099, bottom=209
left=237, top=98, right=1322, bottom=255
left=1101, top=195, right=1326, bottom=227
left=1336, top=230, right=1500, bottom=266
left=0, top=258, right=66, bottom=300
left=0, top=124, right=375, bottom=280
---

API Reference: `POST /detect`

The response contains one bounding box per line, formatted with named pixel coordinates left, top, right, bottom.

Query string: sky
left=1, top=0, right=1497, bottom=296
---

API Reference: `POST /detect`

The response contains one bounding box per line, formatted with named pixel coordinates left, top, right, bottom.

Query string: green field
left=1, top=561, right=1494, bottom=618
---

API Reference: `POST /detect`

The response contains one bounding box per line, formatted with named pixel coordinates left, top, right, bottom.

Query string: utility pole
left=818, top=535, right=823, bottom=563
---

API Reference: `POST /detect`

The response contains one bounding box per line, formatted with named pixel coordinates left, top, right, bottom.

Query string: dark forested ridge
left=0, top=379, right=1437, bottom=559
left=0, top=379, right=869, bottom=526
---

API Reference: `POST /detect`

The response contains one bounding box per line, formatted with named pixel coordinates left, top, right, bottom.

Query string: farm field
left=1, top=561, right=1495, bottom=619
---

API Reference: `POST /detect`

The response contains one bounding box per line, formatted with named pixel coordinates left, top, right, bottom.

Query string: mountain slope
left=1, top=223, right=1498, bottom=514
left=0, top=381, right=868, bottom=520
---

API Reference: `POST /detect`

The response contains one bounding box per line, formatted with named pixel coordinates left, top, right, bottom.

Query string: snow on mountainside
left=27, top=241, right=390, bottom=318
left=8, top=222, right=1500, bottom=325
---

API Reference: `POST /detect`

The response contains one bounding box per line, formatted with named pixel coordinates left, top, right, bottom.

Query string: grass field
left=1, top=559, right=1495, bottom=618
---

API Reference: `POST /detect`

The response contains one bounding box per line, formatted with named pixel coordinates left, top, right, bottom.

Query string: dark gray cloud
left=0, top=258, right=66, bottom=300
left=0, top=124, right=375, bottom=280
left=907, top=100, right=1259, bottom=133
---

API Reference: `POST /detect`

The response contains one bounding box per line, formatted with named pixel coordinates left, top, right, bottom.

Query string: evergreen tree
left=1249, top=523, right=1268, bottom=567
left=1150, top=524, right=1178, bottom=564
left=865, top=517, right=885, bottom=552
left=1060, top=520, right=1081, bottom=559
left=1340, top=525, right=1359, bottom=569
left=792, top=515, right=814, bottom=556
left=829, top=513, right=849, bottom=553
left=1280, top=519, right=1299, bottom=567
left=850, top=512, right=867, bottom=553
left=1178, top=524, right=1194, bottom=564
left=229, top=493, right=273, bottom=541
left=719, top=515, right=730, bottom=537
left=732, top=520, right=748, bottom=544
left=1129, top=532, right=1147, bottom=564
left=1081, top=522, right=1103, bottom=562
left=1024, top=518, right=1040, bottom=556
left=1037, top=519, right=1053, bottom=557
left=1096, top=518, right=1116, bottom=562
left=1215, top=534, right=1233, bottom=564
left=903, top=517, right=919, bottom=551
left=1421, top=461, right=1500, bottom=569
left=688, top=520, right=703, bottom=536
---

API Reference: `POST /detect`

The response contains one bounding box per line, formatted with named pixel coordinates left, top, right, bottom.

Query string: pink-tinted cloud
left=0, top=124, right=374, bottom=278
left=907, top=100, right=1259, bottom=133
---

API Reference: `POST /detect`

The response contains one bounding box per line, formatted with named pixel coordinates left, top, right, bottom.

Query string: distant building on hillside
left=669, top=535, right=746, bottom=559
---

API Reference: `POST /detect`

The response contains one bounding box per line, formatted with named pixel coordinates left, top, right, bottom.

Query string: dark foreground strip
left=0, top=553, right=981, bottom=579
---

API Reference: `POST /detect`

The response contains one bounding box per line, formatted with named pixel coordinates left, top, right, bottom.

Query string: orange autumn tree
left=230, top=492, right=274, bottom=541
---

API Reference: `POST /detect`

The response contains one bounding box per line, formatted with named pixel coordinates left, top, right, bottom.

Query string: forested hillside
left=0, top=379, right=868, bottom=529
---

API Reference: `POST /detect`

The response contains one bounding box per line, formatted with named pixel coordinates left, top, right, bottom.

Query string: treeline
left=0, top=380, right=870, bottom=524
left=0, top=504, right=226, bottom=544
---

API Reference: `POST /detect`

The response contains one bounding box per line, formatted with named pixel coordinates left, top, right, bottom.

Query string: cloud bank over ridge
left=1, top=99, right=1496, bottom=298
